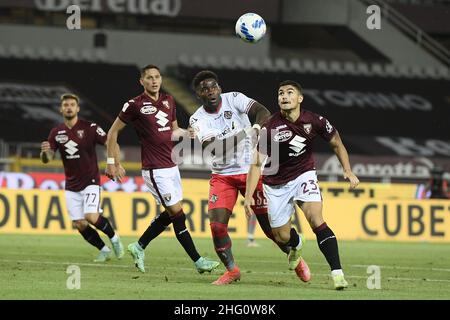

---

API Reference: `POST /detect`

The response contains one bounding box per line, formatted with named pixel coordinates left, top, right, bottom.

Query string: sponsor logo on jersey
left=275, top=124, right=287, bottom=130
left=289, top=135, right=307, bottom=156
left=158, top=127, right=171, bottom=132
left=224, top=111, right=232, bottom=119
left=140, top=105, right=157, bottom=114
left=163, top=193, right=172, bottom=202
left=210, top=194, right=218, bottom=203
left=57, top=130, right=66, bottom=134
left=155, top=110, right=169, bottom=126
left=96, top=126, right=106, bottom=136
left=64, top=140, right=80, bottom=159
left=273, top=130, right=292, bottom=142
left=162, top=100, right=170, bottom=109
left=143, top=102, right=153, bottom=105
left=55, top=134, right=68, bottom=144
left=303, top=123, right=312, bottom=135
left=77, top=130, right=85, bottom=139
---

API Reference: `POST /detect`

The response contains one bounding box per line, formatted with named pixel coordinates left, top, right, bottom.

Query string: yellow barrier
left=1, top=186, right=448, bottom=242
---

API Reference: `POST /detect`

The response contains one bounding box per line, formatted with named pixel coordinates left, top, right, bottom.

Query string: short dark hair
left=60, top=93, right=79, bottom=104
left=192, top=70, right=219, bottom=90
left=278, top=80, right=302, bottom=94
left=140, top=64, right=160, bottom=76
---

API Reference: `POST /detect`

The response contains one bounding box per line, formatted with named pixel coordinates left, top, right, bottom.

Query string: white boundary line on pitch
left=2, top=259, right=450, bottom=284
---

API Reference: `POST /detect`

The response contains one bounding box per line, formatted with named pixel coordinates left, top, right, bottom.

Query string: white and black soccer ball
left=235, top=13, right=266, bottom=43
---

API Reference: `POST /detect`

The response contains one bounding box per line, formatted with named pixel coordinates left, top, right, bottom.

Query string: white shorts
left=142, top=166, right=183, bottom=207
left=263, top=170, right=322, bottom=228
left=65, top=185, right=102, bottom=221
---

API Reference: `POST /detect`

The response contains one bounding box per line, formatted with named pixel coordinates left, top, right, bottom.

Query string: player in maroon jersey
left=244, top=80, right=359, bottom=290
left=40, top=93, right=125, bottom=262
left=105, top=65, right=219, bottom=274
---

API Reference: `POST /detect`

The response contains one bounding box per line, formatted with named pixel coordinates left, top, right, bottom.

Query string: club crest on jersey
left=303, top=123, right=312, bottom=135
left=55, top=134, right=68, bottom=144
left=210, top=194, right=218, bottom=203
left=162, top=100, right=170, bottom=109
left=141, top=105, right=157, bottom=114
left=163, top=193, right=171, bottom=202
left=77, top=130, right=85, bottom=139
left=224, top=111, right=232, bottom=119
left=273, top=130, right=292, bottom=142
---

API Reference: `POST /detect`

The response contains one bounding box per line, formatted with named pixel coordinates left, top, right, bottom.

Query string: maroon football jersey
left=259, top=109, right=336, bottom=186
left=48, top=119, right=107, bottom=191
left=119, top=92, right=176, bottom=170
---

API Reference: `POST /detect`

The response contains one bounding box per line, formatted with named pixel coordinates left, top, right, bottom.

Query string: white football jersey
left=190, top=92, right=255, bottom=175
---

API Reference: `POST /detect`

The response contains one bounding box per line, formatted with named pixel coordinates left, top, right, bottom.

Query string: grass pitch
left=0, top=234, right=449, bottom=300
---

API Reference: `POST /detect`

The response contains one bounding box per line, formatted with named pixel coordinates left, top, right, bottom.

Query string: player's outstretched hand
left=105, top=163, right=117, bottom=181
left=187, top=126, right=197, bottom=139
left=41, top=141, right=51, bottom=153
left=243, top=197, right=255, bottom=219
left=344, top=170, right=360, bottom=189
left=115, top=164, right=126, bottom=183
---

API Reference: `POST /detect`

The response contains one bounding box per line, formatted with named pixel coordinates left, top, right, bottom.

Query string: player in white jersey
left=190, top=70, right=310, bottom=285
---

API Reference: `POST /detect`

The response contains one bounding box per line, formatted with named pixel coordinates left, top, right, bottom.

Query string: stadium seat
left=302, top=59, right=317, bottom=73
left=205, top=55, right=219, bottom=68
left=262, top=57, right=275, bottom=71
left=51, top=47, right=65, bottom=61
left=289, top=58, right=303, bottom=73
left=66, top=48, right=79, bottom=61
left=23, top=46, right=36, bottom=59
left=370, top=63, right=384, bottom=76
left=37, top=47, right=50, bottom=60
left=330, top=61, right=345, bottom=75
left=248, top=56, right=262, bottom=70
left=0, top=44, right=7, bottom=58
left=178, top=54, right=191, bottom=67
left=9, top=45, right=23, bottom=58
left=318, top=60, right=334, bottom=74
left=436, top=67, right=450, bottom=79
left=343, top=61, right=359, bottom=75
left=235, top=56, right=250, bottom=70
left=356, top=62, right=371, bottom=76
left=274, top=57, right=289, bottom=72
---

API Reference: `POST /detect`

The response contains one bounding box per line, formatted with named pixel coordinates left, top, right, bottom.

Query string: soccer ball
left=235, top=13, right=266, bottom=43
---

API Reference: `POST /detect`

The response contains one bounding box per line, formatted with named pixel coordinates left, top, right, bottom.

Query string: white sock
left=101, top=245, right=111, bottom=252
left=295, top=236, right=303, bottom=250
left=331, top=269, right=344, bottom=277
left=110, top=234, right=119, bottom=243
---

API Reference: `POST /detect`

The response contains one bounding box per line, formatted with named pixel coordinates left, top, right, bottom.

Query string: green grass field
left=0, top=234, right=449, bottom=300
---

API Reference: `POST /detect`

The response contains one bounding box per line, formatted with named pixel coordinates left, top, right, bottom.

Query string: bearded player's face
left=60, top=98, right=79, bottom=120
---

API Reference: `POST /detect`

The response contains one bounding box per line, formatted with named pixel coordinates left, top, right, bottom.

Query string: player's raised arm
left=328, top=131, right=359, bottom=189
left=248, top=101, right=271, bottom=128
left=40, top=141, right=54, bottom=164
left=244, top=150, right=266, bottom=218
left=105, top=117, right=127, bottom=181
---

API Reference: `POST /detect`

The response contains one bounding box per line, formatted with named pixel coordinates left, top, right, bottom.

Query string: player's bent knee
left=84, top=212, right=100, bottom=224
left=73, top=219, right=88, bottom=231
left=210, top=221, right=228, bottom=238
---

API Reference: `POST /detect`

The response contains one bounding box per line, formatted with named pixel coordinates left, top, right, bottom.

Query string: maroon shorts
left=208, top=173, right=267, bottom=214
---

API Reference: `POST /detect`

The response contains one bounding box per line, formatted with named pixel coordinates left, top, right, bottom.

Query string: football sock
left=79, top=225, right=106, bottom=250
left=314, top=222, right=342, bottom=270
left=289, top=228, right=301, bottom=249
left=93, top=216, right=115, bottom=239
left=256, top=213, right=290, bottom=254
left=210, top=221, right=235, bottom=270
left=138, top=211, right=171, bottom=249
left=247, top=214, right=257, bottom=241
left=171, top=210, right=201, bottom=262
